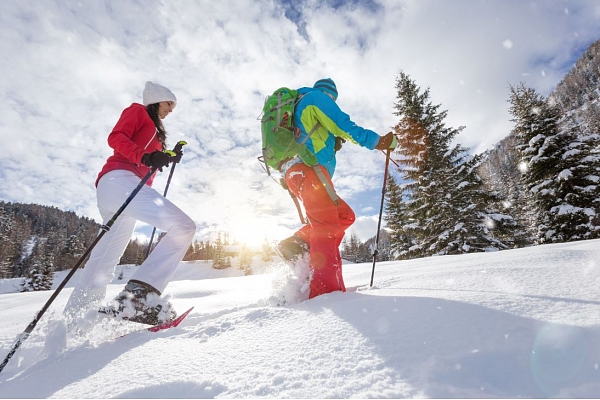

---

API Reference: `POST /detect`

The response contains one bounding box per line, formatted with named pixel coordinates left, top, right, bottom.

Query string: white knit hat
left=142, top=81, right=177, bottom=106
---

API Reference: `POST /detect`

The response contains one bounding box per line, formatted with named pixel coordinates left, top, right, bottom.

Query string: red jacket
left=96, top=103, right=162, bottom=187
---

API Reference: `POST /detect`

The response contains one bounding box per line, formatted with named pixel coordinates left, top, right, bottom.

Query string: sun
left=228, top=217, right=283, bottom=250
left=217, top=199, right=297, bottom=251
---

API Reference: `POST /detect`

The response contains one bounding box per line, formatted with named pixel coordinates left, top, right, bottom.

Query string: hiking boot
left=276, top=235, right=309, bottom=263
left=99, top=279, right=177, bottom=325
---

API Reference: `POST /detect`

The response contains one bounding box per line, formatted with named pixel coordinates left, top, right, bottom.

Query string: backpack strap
left=313, top=166, right=340, bottom=205
left=276, top=121, right=322, bottom=172
left=300, top=121, right=321, bottom=144
left=296, top=122, right=339, bottom=204
left=300, top=121, right=339, bottom=204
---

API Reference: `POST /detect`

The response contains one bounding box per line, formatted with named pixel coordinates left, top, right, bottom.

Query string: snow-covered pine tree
left=544, top=112, right=600, bottom=240
left=59, top=232, right=86, bottom=268
left=478, top=134, right=533, bottom=246
left=549, top=39, right=600, bottom=240
left=509, top=82, right=565, bottom=243
left=0, top=207, right=18, bottom=277
left=384, top=174, right=414, bottom=259
left=390, top=72, right=516, bottom=258
left=21, top=243, right=54, bottom=292
left=507, top=82, right=599, bottom=243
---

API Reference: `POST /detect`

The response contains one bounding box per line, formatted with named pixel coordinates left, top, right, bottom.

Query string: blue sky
left=1, top=0, right=599, bottom=246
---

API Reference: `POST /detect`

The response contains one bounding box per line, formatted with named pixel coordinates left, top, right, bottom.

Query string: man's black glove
left=334, top=137, right=346, bottom=152
left=141, top=150, right=171, bottom=171
left=375, top=132, right=398, bottom=150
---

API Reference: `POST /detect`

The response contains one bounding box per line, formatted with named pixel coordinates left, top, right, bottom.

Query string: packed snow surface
left=1, top=239, right=599, bottom=398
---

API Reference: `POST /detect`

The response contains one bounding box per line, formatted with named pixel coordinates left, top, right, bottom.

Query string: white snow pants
left=64, top=170, right=196, bottom=318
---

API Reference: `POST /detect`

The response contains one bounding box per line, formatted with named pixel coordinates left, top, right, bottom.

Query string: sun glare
left=228, top=217, right=289, bottom=250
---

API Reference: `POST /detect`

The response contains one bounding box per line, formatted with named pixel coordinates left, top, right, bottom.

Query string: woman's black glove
left=141, top=150, right=171, bottom=171
left=171, top=148, right=183, bottom=164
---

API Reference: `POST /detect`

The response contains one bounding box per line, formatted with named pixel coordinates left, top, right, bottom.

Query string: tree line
left=0, top=201, right=101, bottom=290
left=0, top=202, right=273, bottom=290
left=384, top=39, right=600, bottom=259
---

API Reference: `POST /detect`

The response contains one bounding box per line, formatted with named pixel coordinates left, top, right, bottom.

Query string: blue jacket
left=293, top=87, right=381, bottom=177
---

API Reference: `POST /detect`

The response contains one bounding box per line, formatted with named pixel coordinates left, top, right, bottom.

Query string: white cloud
left=1, top=0, right=599, bottom=246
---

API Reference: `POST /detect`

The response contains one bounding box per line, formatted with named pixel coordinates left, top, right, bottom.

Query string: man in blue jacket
left=277, top=78, right=397, bottom=299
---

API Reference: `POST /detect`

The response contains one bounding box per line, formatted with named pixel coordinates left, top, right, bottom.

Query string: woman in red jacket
left=64, top=81, right=196, bottom=327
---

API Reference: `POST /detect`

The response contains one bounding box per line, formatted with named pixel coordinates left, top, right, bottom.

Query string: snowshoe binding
left=99, top=279, right=177, bottom=326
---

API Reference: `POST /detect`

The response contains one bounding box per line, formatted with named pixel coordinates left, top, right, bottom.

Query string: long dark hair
left=146, top=103, right=167, bottom=150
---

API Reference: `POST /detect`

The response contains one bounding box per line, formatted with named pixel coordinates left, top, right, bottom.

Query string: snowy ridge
left=0, top=240, right=599, bottom=398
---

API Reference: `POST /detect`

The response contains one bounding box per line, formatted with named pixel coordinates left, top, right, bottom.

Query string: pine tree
left=544, top=113, right=600, bottom=240
left=478, top=134, right=533, bottom=246
left=509, top=83, right=560, bottom=243
left=261, top=237, right=274, bottom=262
left=0, top=206, right=17, bottom=277
left=183, top=242, right=196, bottom=261
left=344, top=232, right=361, bottom=263
left=120, top=238, right=145, bottom=265
left=212, top=235, right=228, bottom=269
left=358, top=237, right=373, bottom=262
left=21, top=244, right=54, bottom=292
left=507, top=83, right=599, bottom=243
left=384, top=174, right=413, bottom=259
left=389, top=72, right=516, bottom=258
left=238, top=243, right=253, bottom=275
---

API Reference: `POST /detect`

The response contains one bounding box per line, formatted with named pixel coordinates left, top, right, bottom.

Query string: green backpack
left=258, top=87, right=317, bottom=176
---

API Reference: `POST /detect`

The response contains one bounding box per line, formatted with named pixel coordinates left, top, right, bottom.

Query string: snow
left=1, top=240, right=600, bottom=398
left=558, top=169, right=573, bottom=180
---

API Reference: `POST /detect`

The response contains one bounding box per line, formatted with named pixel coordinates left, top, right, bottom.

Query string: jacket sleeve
left=107, top=106, right=154, bottom=164
left=301, top=92, right=381, bottom=150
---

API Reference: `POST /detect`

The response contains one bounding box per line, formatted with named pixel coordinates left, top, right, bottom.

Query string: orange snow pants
left=285, top=163, right=355, bottom=298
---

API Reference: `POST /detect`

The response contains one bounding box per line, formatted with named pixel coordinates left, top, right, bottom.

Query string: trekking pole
left=146, top=140, right=187, bottom=258
left=0, top=139, right=184, bottom=374
left=0, top=167, right=156, bottom=374
left=369, top=147, right=392, bottom=287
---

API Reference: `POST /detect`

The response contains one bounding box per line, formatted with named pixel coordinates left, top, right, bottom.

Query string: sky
left=1, top=0, right=600, bottom=245
left=0, top=239, right=599, bottom=397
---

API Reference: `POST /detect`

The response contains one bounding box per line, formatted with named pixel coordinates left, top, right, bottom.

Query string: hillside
left=0, top=201, right=100, bottom=278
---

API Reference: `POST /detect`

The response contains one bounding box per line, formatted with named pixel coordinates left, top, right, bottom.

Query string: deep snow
left=1, top=239, right=599, bottom=398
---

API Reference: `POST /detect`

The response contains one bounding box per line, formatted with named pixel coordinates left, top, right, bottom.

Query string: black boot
left=276, top=235, right=309, bottom=263
left=99, top=279, right=177, bottom=325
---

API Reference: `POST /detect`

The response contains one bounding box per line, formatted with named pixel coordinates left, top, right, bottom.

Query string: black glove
left=334, top=137, right=346, bottom=152
left=171, top=148, right=183, bottom=164
left=141, top=150, right=171, bottom=171
left=375, top=132, right=398, bottom=150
